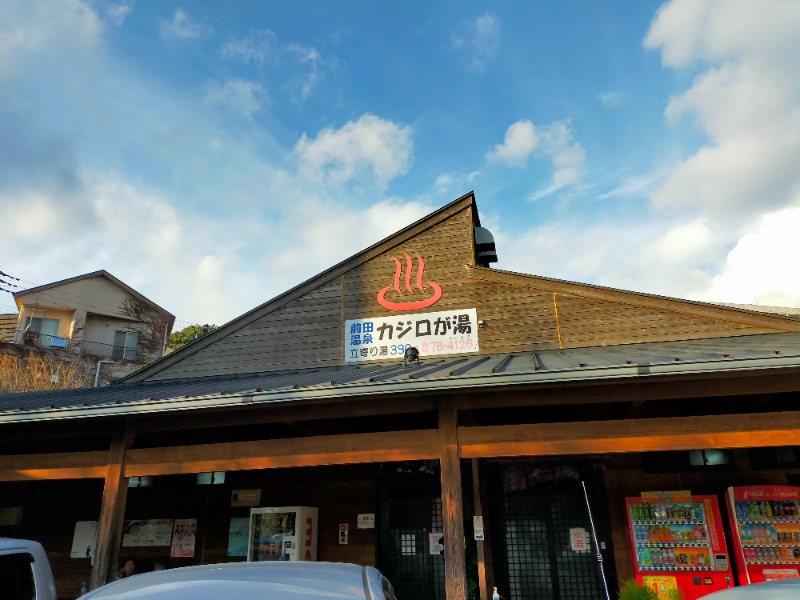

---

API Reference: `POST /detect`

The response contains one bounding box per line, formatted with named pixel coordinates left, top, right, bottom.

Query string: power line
left=0, top=268, right=200, bottom=328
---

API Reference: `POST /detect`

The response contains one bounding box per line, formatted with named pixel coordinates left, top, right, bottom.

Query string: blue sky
left=2, top=0, right=799, bottom=327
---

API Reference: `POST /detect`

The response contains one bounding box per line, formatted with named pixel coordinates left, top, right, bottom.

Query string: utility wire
left=0, top=268, right=202, bottom=328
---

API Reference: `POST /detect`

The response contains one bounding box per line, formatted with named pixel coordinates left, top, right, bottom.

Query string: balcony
left=80, top=339, right=139, bottom=361
left=20, top=332, right=139, bottom=361
left=22, top=331, right=70, bottom=349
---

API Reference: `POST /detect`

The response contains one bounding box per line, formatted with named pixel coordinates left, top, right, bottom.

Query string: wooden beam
left=457, top=369, right=800, bottom=411
left=0, top=451, right=108, bottom=481
left=439, top=401, right=467, bottom=600
left=458, top=411, right=800, bottom=458
left=472, top=459, right=493, bottom=600
left=125, top=428, right=440, bottom=476
left=91, top=423, right=134, bottom=589
left=132, top=396, right=436, bottom=433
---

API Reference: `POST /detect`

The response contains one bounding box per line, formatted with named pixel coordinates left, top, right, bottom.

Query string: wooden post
left=90, top=422, right=134, bottom=589
left=471, top=459, right=494, bottom=600
left=439, top=400, right=467, bottom=600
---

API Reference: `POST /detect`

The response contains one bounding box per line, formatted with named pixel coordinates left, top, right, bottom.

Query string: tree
left=167, top=324, right=217, bottom=351
left=119, top=297, right=172, bottom=359
left=0, top=351, right=95, bottom=393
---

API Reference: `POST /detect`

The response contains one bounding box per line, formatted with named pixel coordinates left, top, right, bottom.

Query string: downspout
left=94, top=360, right=115, bottom=387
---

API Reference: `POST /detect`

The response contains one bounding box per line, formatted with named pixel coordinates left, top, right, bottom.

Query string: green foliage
left=668, top=586, right=685, bottom=600
left=618, top=579, right=658, bottom=600
left=167, top=324, right=217, bottom=351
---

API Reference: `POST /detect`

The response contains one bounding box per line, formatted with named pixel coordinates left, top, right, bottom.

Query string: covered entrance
left=489, top=467, right=615, bottom=600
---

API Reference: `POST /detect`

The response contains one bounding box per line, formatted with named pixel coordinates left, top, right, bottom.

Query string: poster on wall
left=171, top=519, right=197, bottom=558
left=345, top=308, right=479, bottom=362
left=122, top=519, right=173, bottom=547
left=70, top=521, right=98, bottom=559
left=228, top=517, right=250, bottom=557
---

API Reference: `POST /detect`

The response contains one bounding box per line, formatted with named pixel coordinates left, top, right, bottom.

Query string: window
left=688, top=449, right=730, bottom=466
left=23, top=317, right=60, bottom=347
left=113, top=330, right=139, bottom=359
left=0, top=552, right=36, bottom=600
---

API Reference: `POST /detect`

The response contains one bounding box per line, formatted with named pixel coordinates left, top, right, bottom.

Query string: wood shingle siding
left=130, top=193, right=800, bottom=383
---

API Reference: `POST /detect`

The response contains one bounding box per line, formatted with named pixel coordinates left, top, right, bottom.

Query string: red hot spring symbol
left=377, top=252, right=443, bottom=311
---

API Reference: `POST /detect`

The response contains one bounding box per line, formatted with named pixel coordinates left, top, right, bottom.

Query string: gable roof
left=3, top=331, right=800, bottom=424
left=122, top=192, right=800, bottom=383
left=467, top=266, right=800, bottom=334
left=122, top=192, right=479, bottom=383
left=14, top=270, right=175, bottom=322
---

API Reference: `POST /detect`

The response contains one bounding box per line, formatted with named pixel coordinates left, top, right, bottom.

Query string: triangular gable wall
left=466, top=266, right=800, bottom=351
left=132, top=194, right=800, bottom=382
left=15, top=270, right=174, bottom=322
left=133, top=195, right=479, bottom=381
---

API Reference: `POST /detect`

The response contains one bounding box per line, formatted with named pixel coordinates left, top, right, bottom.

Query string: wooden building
left=1, top=192, right=800, bottom=600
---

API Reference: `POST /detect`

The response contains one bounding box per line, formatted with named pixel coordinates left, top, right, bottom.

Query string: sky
left=1, top=0, right=799, bottom=330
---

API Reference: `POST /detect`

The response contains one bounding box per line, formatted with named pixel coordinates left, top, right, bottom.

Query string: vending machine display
left=626, top=491, right=734, bottom=600
left=725, top=485, right=800, bottom=584
left=248, top=506, right=318, bottom=562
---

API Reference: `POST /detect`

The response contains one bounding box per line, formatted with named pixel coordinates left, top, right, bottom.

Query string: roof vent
left=474, top=226, right=498, bottom=267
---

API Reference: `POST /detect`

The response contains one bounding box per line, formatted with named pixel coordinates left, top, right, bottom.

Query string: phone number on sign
left=419, top=339, right=474, bottom=353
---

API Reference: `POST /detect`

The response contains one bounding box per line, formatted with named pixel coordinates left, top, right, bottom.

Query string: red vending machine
left=626, top=491, right=734, bottom=600
left=725, top=485, right=800, bottom=584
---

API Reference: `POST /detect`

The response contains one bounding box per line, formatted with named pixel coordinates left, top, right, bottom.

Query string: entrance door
left=379, top=483, right=445, bottom=600
left=496, top=479, right=612, bottom=600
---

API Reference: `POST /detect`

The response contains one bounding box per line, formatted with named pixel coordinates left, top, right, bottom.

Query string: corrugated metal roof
left=1, top=332, right=800, bottom=423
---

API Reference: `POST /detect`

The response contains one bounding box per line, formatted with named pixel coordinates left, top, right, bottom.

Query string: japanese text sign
left=345, top=308, right=479, bottom=362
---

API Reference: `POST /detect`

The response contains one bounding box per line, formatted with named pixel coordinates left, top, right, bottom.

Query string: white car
left=79, top=561, right=397, bottom=600
left=700, top=578, right=800, bottom=600
left=0, top=538, right=58, bottom=600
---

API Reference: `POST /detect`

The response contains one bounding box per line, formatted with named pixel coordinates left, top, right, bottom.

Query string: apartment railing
left=80, top=340, right=139, bottom=360
left=22, top=331, right=70, bottom=349
left=20, top=332, right=139, bottom=361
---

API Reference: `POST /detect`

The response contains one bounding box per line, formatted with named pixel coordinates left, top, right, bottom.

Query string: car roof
left=83, top=561, right=383, bottom=600
left=701, top=578, right=800, bottom=600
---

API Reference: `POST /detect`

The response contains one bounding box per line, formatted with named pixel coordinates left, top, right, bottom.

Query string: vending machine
left=725, top=485, right=800, bottom=584
left=626, top=491, right=734, bottom=600
left=248, top=506, right=318, bottom=562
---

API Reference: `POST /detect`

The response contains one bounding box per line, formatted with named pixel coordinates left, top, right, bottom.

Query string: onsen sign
left=345, top=308, right=479, bottom=362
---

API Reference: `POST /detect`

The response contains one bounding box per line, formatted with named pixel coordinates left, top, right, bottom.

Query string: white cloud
left=485, top=119, right=585, bottom=199
left=202, top=79, right=267, bottom=118
left=645, top=0, right=800, bottom=223
left=220, top=29, right=276, bottom=64
left=696, top=206, right=800, bottom=307
left=645, top=0, right=800, bottom=69
left=452, top=12, right=501, bottom=72
left=0, top=0, right=101, bottom=77
left=486, top=120, right=537, bottom=167
left=98, top=1, right=133, bottom=27
left=599, top=91, right=626, bottom=108
left=294, top=114, right=414, bottom=189
left=266, top=199, right=433, bottom=291
left=528, top=121, right=586, bottom=200
left=282, top=43, right=322, bottom=103
left=640, top=0, right=800, bottom=309
left=159, top=8, right=212, bottom=40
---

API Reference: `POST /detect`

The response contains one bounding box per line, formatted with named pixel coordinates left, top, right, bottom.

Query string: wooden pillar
left=439, top=400, right=467, bottom=600
left=472, top=459, right=494, bottom=600
left=90, top=422, right=134, bottom=589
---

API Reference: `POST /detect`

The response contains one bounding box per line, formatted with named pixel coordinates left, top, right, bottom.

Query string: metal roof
left=2, top=332, right=800, bottom=424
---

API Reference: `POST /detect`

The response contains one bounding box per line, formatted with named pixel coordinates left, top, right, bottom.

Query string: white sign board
left=429, top=532, right=444, bottom=555
left=345, top=308, right=479, bottom=362
left=473, top=515, right=485, bottom=541
left=570, top=527, right=590, bottom=552
left=357, top=513, right=375, bottom=529
left=71, top=521, right=98, bottom=559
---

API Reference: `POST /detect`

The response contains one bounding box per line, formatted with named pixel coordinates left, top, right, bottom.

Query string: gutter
left=1, top=354, right=799, bottom=424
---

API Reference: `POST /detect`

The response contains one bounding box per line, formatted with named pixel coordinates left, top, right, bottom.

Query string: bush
left=618, top=579, right=658, bottom=600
